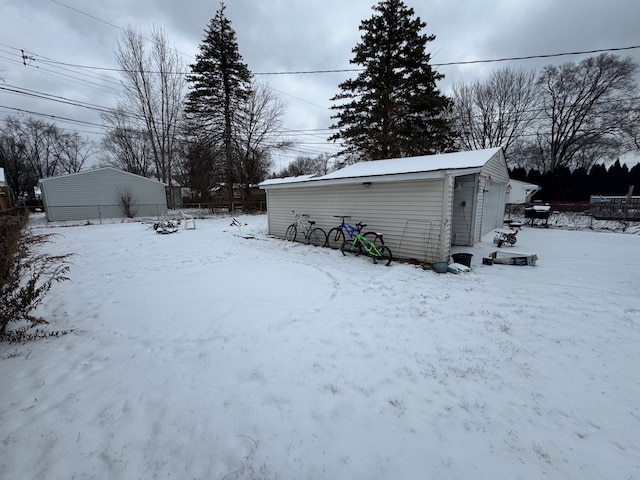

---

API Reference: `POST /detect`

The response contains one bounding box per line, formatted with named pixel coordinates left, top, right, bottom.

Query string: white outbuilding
left=39, top=167, right=168, bottom=222
left=506, top=179, right=541, bottom=205
left=260, top=147, right=509, bottom=263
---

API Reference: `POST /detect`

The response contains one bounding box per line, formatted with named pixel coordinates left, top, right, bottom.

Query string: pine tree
left=330, top=0, right=454, bottom=161
left=185, top=3, right=252, bottom=210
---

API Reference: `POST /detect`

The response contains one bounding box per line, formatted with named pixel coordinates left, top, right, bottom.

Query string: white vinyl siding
left=266, top=179, right=451, bottom=262
left=262, top=147, right=510, bottom=263
left=478, top=150, right=510, bottom=235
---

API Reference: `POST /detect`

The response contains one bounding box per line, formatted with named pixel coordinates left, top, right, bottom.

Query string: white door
left=481, top=181, right=503, bottom=234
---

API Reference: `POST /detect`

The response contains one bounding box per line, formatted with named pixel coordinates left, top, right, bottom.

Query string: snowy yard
left=1, top=213, right=639, bottom=479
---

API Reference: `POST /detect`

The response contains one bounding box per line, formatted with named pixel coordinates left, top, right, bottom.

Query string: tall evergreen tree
left=185, top=3, right=252, bottom=210
left=329, top=0, right=453, bottom=161
left=588, top=163, right=608, bottom=196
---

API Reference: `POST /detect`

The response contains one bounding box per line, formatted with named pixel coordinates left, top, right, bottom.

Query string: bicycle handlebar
left=334, top=215, right=351, bottom=218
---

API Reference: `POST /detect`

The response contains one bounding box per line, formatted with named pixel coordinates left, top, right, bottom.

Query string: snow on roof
left=508, top=179, right=540, bottom=189
left=323, top=147, right=501, bottom=179
left=39, top=167, right=167, bottom=185
left=261, top=147, right=503, bottom=187
left=259, top=174, right=319, bottom=187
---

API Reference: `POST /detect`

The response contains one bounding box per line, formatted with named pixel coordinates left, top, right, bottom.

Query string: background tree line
left=0, top=117, right=95, bottom=199
left=450, top=54, right=640, bottom=174
left=511, top=159, right=640, bottom=203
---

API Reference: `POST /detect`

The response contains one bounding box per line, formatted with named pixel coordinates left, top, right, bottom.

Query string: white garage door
left=481, top=182, right=504, bottom=234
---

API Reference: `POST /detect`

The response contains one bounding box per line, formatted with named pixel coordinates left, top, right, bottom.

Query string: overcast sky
left=1, top=0, right=639, bottom=169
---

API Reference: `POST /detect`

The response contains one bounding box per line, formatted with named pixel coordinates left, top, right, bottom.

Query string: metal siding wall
left=264, top=179, right=449, bottom=262
left=42, top=169, right=167, bottom=221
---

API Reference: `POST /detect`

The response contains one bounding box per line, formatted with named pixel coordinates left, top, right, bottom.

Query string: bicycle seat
left=308, top=220, right=315, bottom=225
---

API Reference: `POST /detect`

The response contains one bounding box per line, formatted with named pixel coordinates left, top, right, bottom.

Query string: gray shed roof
left=39, top=167, right=167, bottom=186
left=261, top=147, right=504, bottom=189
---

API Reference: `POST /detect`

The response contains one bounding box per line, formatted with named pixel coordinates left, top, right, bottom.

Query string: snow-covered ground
left=1, top=212, right=639, bottom=479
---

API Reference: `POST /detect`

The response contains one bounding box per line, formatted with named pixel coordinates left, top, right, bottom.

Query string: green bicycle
left=340, top=222, right=393, bottom=266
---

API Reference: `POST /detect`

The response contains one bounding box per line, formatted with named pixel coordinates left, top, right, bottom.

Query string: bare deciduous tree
left=0, top=116, right=95, bottom=197
left=56, top=131, right=95, bottom=174
left=234, top=82, right=291, bottom=208
left=108, top=25, right=186, bottom=204
left=101, top=107, right=154, bottom=177
left=532, top=53, right=639, bottom=172
left=450, top=67, right=539, bottom=157
left=273, top=154, right=332, bottom=178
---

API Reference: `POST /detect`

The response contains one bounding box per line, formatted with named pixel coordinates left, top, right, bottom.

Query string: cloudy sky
left=1, top=0, right=639, bottom=169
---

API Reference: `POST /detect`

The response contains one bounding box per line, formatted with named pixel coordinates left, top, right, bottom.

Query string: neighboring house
left=260, top=147, right=509, bottom=263
left=0, top=167, right=16, bottom=211
left=506, top=179, right=541, bottom=205
left=39, top=167, right=168, bottom=222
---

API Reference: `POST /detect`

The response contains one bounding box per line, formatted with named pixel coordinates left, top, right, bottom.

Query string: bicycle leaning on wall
left=340, top=222, right=393, bottom=266
left=284, top=211, right=327, bottom=247
left=326, top=215, right=384, bottom=249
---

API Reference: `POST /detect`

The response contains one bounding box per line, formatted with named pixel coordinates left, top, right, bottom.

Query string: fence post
left=625, top=185, right=634, bottom=220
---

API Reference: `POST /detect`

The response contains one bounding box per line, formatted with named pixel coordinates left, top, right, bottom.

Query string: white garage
left=260, top=147, right=509, bottom=263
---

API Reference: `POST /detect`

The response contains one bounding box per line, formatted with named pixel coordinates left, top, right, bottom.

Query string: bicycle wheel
left=506, top=235, right=517, bottom=245
left=373, top=245, right=393, bottom=266
left=363, top=231, right=384, bottom=246
left=308, top=228, right=327, bottom=247
left=284, top=224, right=297, bottom=242
left=326, top=228, right=345, bottom=249
left=340, top=238, right=361, bottom=256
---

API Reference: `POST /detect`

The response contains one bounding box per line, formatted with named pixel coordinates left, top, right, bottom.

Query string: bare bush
left=117, top=186, right=138, bottom=218
left=0, top=215, right=72, bottom=340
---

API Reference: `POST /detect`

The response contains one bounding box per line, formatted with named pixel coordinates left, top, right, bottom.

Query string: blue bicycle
left=326, top=215, right=384, bottom=249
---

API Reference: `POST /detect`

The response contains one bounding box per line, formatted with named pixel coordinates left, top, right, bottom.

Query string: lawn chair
left=180, top=210, right=196, bottom=230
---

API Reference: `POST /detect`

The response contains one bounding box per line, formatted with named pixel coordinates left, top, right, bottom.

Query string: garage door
left=481, top=182, right=504, bottom=234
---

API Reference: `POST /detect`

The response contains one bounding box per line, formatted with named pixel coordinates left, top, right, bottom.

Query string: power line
left=0, top=105, right=105, bottom=131
left=20, top=45, right=640, bottom=76
left=431, top=45, right=640, bottom=67
left=0, top=84, right=114, bottom=114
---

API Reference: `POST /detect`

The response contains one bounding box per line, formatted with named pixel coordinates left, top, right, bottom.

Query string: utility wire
left=22, top=45, right=640, bottom=76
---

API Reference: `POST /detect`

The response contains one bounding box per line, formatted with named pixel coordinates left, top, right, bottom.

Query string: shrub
left=0, top=214, right=72, bottom=340
left=117, top=186, right=139, bottom=218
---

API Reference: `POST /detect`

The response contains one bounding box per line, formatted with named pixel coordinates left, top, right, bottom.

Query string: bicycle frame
left=353, top=233, right=384, bottom=257
left=293, top=214, right=314, bottom=240
left=340, top=222, right=392, bottom=265
left=336, top=216, right=360, bottom=239
left=285, top=211, right=326, bottom=247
